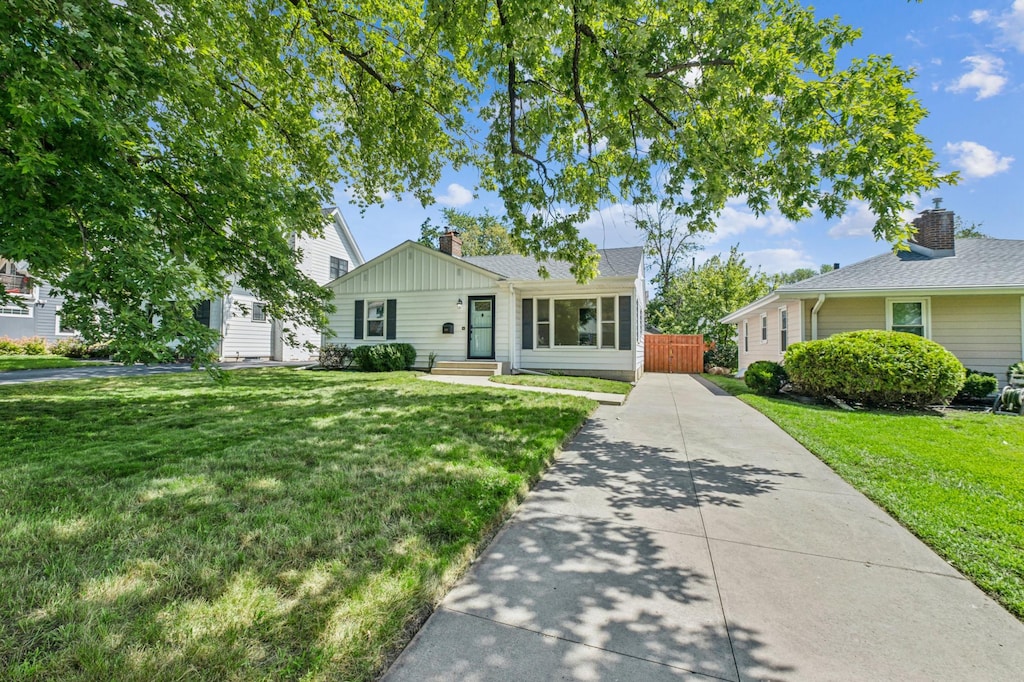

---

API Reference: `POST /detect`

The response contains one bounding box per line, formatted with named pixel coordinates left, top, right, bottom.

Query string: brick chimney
left=439, top=230, right=462, bottom=258
left=909, top=201, right=955, bottom=258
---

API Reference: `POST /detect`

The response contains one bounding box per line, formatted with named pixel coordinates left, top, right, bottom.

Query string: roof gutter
left=810, top=294, right=826, bottom=341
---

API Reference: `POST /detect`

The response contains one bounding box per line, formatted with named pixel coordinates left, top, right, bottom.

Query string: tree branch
left=646, top=58, right=735, bottom=79
left=572, top=2, right=594, bottom=156
left=286, top=0, right=400, bottom=94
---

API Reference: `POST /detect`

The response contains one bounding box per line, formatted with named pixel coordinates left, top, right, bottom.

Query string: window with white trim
left=779, top=307, right=789, bottom=351
left=886, top=297, right=930, bottom=337
left=760, top=313, right=768, bottom=343
left=534, top=297, right=618, bottom=349
left=743, top=321, right=749, bottom=353
left=0, top=304, right=32, bottom=317
left=366, top=300, right=385, bottom=337
left=55, top=308, right=76, bottom=336
left=252, top=302, right=267, bottom=323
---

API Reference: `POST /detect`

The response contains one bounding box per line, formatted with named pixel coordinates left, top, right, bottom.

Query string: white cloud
left=945, top=140, right=1015, bottom=178
left=905, top=32, right=925, bottom=47
left=970, top=9, right=991, bottom=23
left=828, top=199, right=918, bottom=239
left=576, top=203, right=644, bottom=249
left=435, top=183, right=474, bottom=207
left=703, top=200, right=795, bottom=245
left=999, top=0, right=1024, bottom=50
left=947, top=55, right=1008, bottom=99
left=827, top=200, right=878, bottom=238
left=740, top=248, right=816, bottom=275
left=968, top=2, right=1024, bottom=52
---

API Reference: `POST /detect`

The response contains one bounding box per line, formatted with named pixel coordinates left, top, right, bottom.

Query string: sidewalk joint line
left=668, top=373, right=744, bottom=682
left=440, top=606, right=738, bottom=682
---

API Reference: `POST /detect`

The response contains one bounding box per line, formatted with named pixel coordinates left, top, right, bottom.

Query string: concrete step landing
left=431, top=361, right=501, bottom=377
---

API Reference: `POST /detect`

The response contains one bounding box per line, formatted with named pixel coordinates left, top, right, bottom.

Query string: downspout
left=810, top=294, right=826, bottom=341
left=507, top=282, right=516, bottom=374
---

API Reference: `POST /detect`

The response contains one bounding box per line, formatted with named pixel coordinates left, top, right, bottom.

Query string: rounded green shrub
left=744, top=360, right=788, bottom=395
left=784, top=331, right=965, bottom=408
left=956, top=370, right=998, bottom=401
left=21, top=337, right=48, bottom=355
left=0, top=336, right=22, bottom=355
left=352, top=343, right=416, bottom=372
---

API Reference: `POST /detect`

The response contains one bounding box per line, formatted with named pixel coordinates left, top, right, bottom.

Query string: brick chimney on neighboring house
left=439, top=230, right=463, bottom=257
left=909, top=199, right=955, bottom=258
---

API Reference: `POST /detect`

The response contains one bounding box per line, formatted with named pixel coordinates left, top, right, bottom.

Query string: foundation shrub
left=744, top=360, right=788, bottom=395
left=956, top=370, right=998, bottom=401
left=784, top=330, right=965, bottom=408
left=352, top=343, right=416, bottom=372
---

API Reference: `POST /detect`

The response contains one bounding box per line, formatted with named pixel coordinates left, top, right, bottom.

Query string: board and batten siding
left=327, top=245, right=506, bottom=364
left=327, top=287, right=507, bottom=364
left=331, top=246, right=498, bottom=295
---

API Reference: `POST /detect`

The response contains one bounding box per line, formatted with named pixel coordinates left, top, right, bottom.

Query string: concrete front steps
left=431, top=361, right=501, bottom=377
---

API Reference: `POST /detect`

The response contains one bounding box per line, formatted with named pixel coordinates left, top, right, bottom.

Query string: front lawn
left=490, top=373, right=633, bottom=395
left=0, top=355, right=108, bottom=372
left=0, top=369, right=593, bottom=680
left=703, top=374, right=1024, bottom=621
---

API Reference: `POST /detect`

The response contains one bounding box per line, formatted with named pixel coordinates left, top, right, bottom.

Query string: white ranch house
left=325, top=233, right=646, bottom=382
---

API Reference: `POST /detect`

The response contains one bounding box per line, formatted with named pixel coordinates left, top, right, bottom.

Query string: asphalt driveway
left=384, top=373, right=1024, bottom=681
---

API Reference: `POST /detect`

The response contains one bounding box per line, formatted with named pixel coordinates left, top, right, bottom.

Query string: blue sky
left=334, top=1, right=1022, bottom=279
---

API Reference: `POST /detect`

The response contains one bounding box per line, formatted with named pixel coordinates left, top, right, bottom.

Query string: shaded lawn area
left=703, top=374, right=1024, bottom=621
left=0, top=369, right=594, bottom=681
left=0, top=356, right=108, bottom=372
left=490, top=374, right=632, bottom=395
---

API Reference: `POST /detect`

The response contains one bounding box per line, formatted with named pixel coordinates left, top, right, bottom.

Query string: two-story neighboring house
left=1, top=206, right=364, bottom=361
left=191, top=206, right=366, bottom=361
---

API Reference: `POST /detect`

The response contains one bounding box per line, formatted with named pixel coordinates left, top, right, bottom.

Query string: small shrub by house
left=319, top=343, right=355, bottom=370
left=744, top=360, right=788, bottom=395
left=956, top=370, right=998, bottom=401
left=353, top=343, right=417, bottom=372
left=784, top=330, right=965, bottom=408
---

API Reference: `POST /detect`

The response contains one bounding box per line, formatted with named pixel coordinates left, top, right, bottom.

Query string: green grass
left=0, top=355, right=108, bottom=372
left=490, top=374, right=632, bottom=395
left=703, top=374, right=1024, bottom=620
left=0, top=369, right=594, bottom=681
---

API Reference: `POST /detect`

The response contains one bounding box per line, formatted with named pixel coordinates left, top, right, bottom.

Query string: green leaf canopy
left=1, top=0, right=949, bottom=360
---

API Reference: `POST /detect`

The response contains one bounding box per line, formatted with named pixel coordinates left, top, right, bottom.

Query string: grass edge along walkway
left=0, top=369, right=595, bottom=681
left=702, top=373, right=1024, bottom=622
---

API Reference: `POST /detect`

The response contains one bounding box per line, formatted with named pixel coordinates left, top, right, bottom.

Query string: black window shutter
left=522, top=298, right=533, bottom=350
left=386, top=299, right=397, bottom=340
left=354, top=299, right=364, bottom=339
left=618, top=295, right=632, bottom=350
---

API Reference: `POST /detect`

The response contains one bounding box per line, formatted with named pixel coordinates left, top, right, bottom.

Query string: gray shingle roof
left=777, top=239, right=1024, bottom=293
left=464, top=246, right=644, bottom=281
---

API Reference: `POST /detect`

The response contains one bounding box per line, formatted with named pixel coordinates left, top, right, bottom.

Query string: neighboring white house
left=2, top=207, right=364, bottom=361
left=201, top=206, right=365, bottom=361
left=721, top=207, right=1024, bottom=383
left=324, top=233, right=646, bottom=381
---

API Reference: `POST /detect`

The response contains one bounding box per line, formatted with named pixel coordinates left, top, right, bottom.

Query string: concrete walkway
left=384, top=373, right=1024, bottom=681
left=420, top=373, right=627, bottom=405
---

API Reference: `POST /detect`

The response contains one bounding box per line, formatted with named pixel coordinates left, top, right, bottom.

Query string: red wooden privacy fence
left=644, top=334, right=704, bottom=374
